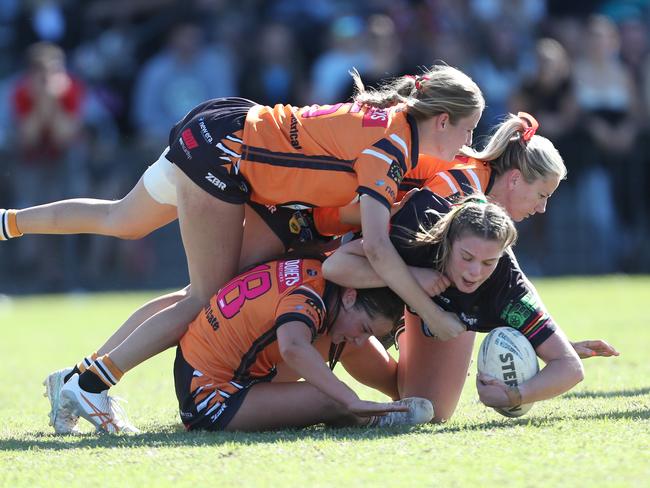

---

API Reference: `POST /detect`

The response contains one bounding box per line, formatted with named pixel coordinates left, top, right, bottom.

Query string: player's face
left=419, top=110, right=482, bottom=162
left=507, top=173, right=561, bottom=222
left=446, top=235, right=505, bottom=293
left=330, top=304, right=394, bottom=347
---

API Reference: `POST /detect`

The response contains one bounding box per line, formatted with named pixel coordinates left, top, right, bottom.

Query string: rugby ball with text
left=477, top=327, right=539, bottom=417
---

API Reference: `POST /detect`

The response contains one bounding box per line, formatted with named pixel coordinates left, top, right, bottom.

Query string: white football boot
left=369, top=397, right=434, bottom=428
left=59, top=374, right=139, bottom=434
left=43, top=367, right=80, bottom=434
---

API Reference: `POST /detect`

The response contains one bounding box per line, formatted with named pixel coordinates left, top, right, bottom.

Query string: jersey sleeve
left=493, top=251, right=557, bottom=349
left=354, top=126, right=413, bottom=210
left=274, top=286, right=327, bottom=341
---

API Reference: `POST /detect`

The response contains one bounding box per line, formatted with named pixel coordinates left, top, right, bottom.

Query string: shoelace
left=107, top=396, right=137, bottom=431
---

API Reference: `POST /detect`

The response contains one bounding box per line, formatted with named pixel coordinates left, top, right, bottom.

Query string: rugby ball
left=477, top=327, right=539, bottom=417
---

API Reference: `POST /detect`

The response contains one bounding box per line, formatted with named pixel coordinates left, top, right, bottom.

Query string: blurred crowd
left=0, top=0, right=649, bottom=293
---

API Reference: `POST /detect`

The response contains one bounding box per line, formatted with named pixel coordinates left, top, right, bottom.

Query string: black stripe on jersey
left=242, top=145, right=355, bottom=173
left=357, top=186, right=391, bottom=210
left=448, top=169, right=476, bottom=195
left=232, top=325, right=280, bottom=384
left=406, top=113, right=419, bottom=169
left=373, top=139, right=407, bottom=174
left=288, top=289, right=326, bottom=327
left=399, top=177, right=426, bottom=192
left=275, top=312, right=317, bottom=339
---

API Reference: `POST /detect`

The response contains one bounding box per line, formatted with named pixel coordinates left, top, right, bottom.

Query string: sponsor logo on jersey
left=500, top=292, right=537, bottom=329
left=179, top=137, right=192, bottom=159
left=460, top=312, right=478, bottom=327
left=289, top=114, right=302, bottom=149
left=387, top=160, right=404, bottom=184
left=375, top=180, right=386, bottom=187
left=277, top=259, right=303, bottom=292
left=205, top=172, right=227, bottom=190
left=181, top=128, right=199, bottom=150
left=384, top=186, right=396, bottom=201
left=362, top=107, right=389, bottom=127
left=204, top=304, right=220, bottom=331
left=198, top=118, right=213, bottom=144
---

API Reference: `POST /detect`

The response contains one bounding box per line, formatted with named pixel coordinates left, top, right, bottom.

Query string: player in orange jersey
left=60, top=258, right=435, bottom=432
left=31, top=65, right=482, bottom=432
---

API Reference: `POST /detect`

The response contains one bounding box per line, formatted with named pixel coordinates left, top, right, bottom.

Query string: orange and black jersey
left=390, top=189, right=556, bottom=349
left=238, top=102, right=419, bottom=209
left=398, top=154, right=494, bottom=201
left=312, top=154, right=494, bottom=237
left=179, top=259, right=334, bottom=411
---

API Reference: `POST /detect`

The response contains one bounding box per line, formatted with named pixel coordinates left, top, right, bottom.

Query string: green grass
left=1, top=276, right=649, bottom=487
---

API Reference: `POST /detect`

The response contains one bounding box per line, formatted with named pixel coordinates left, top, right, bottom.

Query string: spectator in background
left=131, top=22, right=237, bottom=150
left=572, top=14, right=642, bottom=272
left=240, top=22, right=306, bottom=105
left=509, top=37, right=580, bottom=274
left=309, top=14, right=372, bottom=103
left=9, top=41, right=87, bottom=288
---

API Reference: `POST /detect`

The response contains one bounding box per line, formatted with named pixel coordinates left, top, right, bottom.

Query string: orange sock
left=87, top=354, right=124, bottom=388
left=1, top=209, right=23, bottom=240
left=77, top=352, right=99, bottom=374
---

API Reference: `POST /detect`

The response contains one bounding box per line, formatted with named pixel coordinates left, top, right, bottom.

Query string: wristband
left=506, top=385, right=522, bottom=407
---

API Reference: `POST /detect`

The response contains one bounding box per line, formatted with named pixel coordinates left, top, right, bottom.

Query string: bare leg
left=226, top=381, right=365, bottom=431
left=15, top=178, right=177, bottom=239
left=239, top=204, right=285, bottom=269
left=397, top=309, right=475, bottom=422
left=108, top=169, right=245, bottom=372
left=96, top=286, right=190, bottom=355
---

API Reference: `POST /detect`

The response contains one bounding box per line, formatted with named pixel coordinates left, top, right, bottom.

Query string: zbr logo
left=181, top=129, right=199, bottom=150
left=205, top=172, right=226, bottom=190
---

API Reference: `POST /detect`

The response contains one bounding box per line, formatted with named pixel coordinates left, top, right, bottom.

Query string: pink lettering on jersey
left=362, top=107, right=389, bottom=127
left=182, top=129, right=199, bottom=150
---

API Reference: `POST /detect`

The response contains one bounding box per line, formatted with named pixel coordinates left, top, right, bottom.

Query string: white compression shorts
left=142, top=147, right=177, bottom=206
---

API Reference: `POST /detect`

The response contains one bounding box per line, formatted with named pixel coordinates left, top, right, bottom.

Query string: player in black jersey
left=323, top=190, right=618, bottom=421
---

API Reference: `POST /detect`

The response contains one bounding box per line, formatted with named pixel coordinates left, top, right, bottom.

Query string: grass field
left=0, top=276, right=649, bottom=487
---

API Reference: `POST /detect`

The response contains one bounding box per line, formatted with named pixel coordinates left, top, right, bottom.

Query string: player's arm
left=359, top=195, right=463, bottom=340
left=570, top=339, right=619, bottom=359
left=276, top=321, right=407, bottom=416
left=323, top=238, right=450, bottom=297
left=477, top=328, right=584, bottom=408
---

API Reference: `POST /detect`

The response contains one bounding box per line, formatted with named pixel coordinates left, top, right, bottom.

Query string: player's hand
left=345, top=399, right=409, bottom=417
left=411, top=267, right=451, bottom=297
left=571, top=340, right=620, bottom=359
left=421, top=306, right=467, bottom=341
left=476, top=373, right=511, bottom=408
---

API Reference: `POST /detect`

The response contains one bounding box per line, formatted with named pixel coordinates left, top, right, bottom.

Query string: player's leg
left=239, top=204, right=287, bottom=269
left=6, top=152, right=178, bottom=240
left=397, top=309, right=475, bottom=423
left=225, top=381, right=365, bottom=431
left=339, top=337, right=399, bottom=400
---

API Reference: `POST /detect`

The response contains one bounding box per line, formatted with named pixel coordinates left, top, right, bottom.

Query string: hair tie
left=517, top=111, right=539, bottom=142
left=406, top=74, right=429, bottom=91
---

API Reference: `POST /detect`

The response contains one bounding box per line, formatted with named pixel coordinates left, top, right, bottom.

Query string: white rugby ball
left=477, top=327, right=539, bottom=417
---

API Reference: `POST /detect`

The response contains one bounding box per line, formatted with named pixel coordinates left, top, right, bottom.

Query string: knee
left=104, top=201, right=151, bottom=240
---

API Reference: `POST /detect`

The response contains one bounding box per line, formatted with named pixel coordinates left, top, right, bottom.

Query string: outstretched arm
left=277, top=322, right=407, bottom=417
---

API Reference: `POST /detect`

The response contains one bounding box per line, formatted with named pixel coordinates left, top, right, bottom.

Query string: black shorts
left=173, top=346, right=251, bottom=432
left=247, top=202, right=329, bottom=250
left=166, top=97, right=256, bottom=204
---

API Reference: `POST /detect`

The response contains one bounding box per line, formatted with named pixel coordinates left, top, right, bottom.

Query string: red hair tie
left=517, top=111, right=539, bottom=142
left=406, top=74, right=429, bottom=91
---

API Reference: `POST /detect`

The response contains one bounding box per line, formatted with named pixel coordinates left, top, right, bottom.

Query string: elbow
left=362, top=234, right=392, bottom=263
left=279, top=342, right=302, bottom=365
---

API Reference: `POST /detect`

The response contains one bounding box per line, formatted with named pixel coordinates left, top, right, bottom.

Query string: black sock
left=78, top=370, right=110, bottom=393
left=63, top=366, right=81, bottom=383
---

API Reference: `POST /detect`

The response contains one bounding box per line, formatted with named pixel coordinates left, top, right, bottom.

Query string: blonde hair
left=415, top=195, right=517, bottom=272
left=350, top=65, right=485, bottom=123
left=462, top=114, right=567, bottom=183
